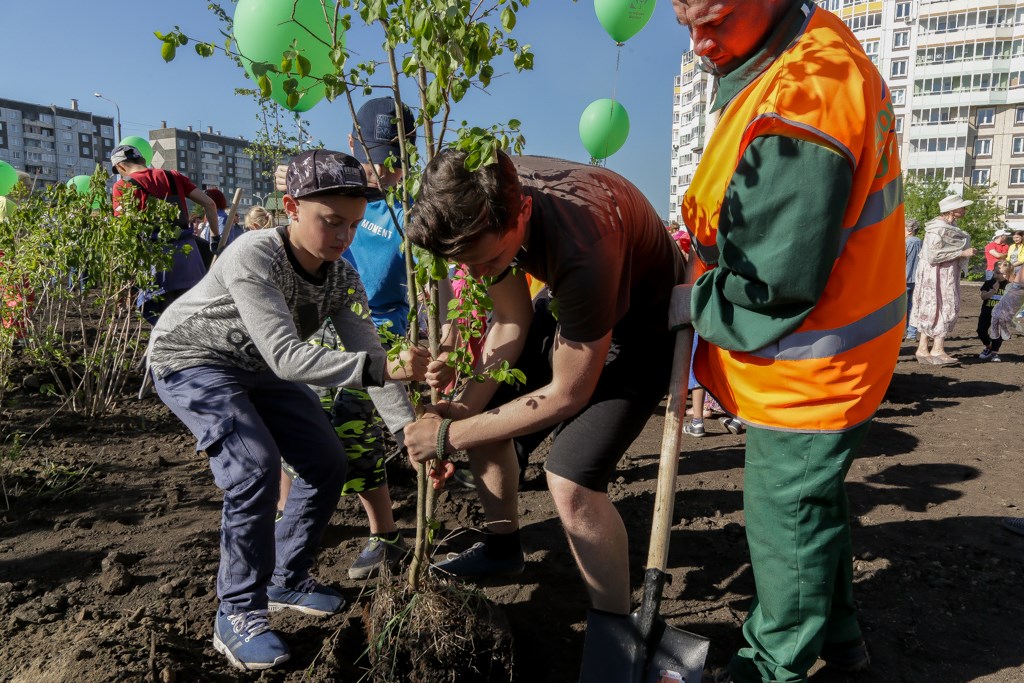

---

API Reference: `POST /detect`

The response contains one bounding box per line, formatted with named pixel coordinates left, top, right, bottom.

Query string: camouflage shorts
left=282, top=387, right=388, bottom=496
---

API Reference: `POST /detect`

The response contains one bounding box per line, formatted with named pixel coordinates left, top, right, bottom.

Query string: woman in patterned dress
left=909, top=195, right=977, bottom=365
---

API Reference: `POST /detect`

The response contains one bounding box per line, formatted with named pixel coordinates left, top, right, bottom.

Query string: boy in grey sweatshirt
left=148, top=150, right=428, bottom=671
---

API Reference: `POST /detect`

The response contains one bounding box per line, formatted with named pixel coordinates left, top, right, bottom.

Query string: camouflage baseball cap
left=285, top=149, right=369, bottom=199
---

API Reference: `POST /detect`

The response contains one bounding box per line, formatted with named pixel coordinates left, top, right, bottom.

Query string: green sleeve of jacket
left=691, top=135, right=853, bottom=352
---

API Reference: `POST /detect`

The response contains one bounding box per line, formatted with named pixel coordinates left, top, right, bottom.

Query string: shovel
left=579, top=326, right=709, bottom=683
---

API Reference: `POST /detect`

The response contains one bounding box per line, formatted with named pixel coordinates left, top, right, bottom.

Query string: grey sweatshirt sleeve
left=367, top=382, right=417, bottom=438
left=225, top=269, right=376, bottom=387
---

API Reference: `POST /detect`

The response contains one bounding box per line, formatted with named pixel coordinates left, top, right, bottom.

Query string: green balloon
left=67, top=175, right=103, bottom=209
left=233, top=0, right=341, bottom=113
left=0, top=161, right=17, bottom=196
left=594, top=0, right=657, bottom=43
left=118, top=136, right=154, bottom=166
left=67, top=175, right=92, bottom=194
left=579, top=99, right=630, bottom=159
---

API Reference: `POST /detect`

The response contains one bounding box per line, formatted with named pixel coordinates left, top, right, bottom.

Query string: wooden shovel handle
left=646, top=326, right=694, bottom=573
left=214, top=188, right=245, bottom=258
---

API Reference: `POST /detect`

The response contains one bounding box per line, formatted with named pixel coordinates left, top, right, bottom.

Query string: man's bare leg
left=547, top=471, right=630, bottom=614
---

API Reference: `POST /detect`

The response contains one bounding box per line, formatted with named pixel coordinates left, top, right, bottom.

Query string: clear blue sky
left=1, top=1, right=690, bottom=217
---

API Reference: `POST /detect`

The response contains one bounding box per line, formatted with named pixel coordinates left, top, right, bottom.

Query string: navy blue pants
left=154, top=366, right=347, bottom=615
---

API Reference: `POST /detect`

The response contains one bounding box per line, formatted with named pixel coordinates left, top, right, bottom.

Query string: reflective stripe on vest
left=749, top=113, right=855, bottom=167
left=840, top=174, right=904, bottom=252
left=749, top=293, right=905, bottom=361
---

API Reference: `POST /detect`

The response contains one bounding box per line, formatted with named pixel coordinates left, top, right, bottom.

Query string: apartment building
left=668, top=50, right=713, bottom=223
left=668, top=1, right=1024, bottom=228
left=0, top=97, right=116, bottom=188
left=820, top=0, right=1024, bottom=227
left=149, top=124, right=277, bottom=212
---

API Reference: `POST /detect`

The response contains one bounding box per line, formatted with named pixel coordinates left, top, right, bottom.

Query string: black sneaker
left=432, top=542, right=525, bottom=578
left=821, top=637, right=870, bottom=672
left=348, top=534, right=409, bottom=580
left=1002, top=517, right=1024, bottom=537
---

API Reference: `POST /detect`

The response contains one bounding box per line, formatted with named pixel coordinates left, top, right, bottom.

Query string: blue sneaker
left=267, top=577, right=345, bottom=617
left=213, top=609, right=289, bottom=671
left=432, top=541, right=525, bottom=578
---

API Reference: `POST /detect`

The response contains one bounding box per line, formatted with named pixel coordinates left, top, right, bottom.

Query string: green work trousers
left=728, top=422, right=870, bottom=683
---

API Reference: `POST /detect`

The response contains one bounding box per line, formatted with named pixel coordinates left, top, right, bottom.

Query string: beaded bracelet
left=436, top=418, right=453, bottom=460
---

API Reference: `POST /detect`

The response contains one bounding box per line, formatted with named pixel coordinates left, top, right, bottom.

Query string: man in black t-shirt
left=404, top=150, right=685, bottom=617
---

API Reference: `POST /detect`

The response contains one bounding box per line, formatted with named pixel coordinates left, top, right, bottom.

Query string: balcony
left=905, top=148, right=968, bottom=169
left=908, top=120, right=970, bottom=138
left=913, top=90, right=1009, bottom=108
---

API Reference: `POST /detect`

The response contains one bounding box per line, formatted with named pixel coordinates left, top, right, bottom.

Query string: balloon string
left=603, top=42, right=623, bottom=166
left=611, top=42, right=622, bottom=105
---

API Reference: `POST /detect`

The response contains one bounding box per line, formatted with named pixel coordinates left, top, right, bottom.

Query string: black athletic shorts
left=487, top=297, right=674, bottom=492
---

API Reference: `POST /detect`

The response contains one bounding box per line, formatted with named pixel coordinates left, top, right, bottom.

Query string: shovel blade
left=579, top=609, right=709, bottom=683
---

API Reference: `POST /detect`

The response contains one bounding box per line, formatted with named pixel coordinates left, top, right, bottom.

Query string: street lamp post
left=93, top=92, right=122, bottom=142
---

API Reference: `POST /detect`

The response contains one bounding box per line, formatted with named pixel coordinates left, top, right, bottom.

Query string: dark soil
left=1, top=285, right=1021, bottom=683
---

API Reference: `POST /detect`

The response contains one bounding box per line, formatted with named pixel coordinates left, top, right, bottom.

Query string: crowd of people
left=4, top=0, right=1019, bottom=681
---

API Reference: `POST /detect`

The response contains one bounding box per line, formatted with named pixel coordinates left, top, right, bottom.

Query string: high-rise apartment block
left=0, top=97, right=116, bottom=187
left=669, top=0, right=1024, bottom=228
left=668, top=51, right=713, bottom=223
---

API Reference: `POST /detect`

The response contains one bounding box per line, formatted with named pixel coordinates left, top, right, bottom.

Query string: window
left=59, top=117, right=72, bottom=127
left=975, top=138, right=993, bottom=156
left=848, top=13, right=882, bottom=31
left=1017, top=107, right=1024, bottom=124
left=895, top=117, right=904, bottom=134
left=892, top=88, right=906, bottom=105
left=864, top=40, right=879, bottom=64
left=61, top=131, right=72, bottom=141
left=893, top=31, right=910, bottom=50
left=1008, top=198, right=1024, bottom=215
left=64, top=144, right=73, bottom=153
left=891, top=60, right=908, bottom=79
left=39, top=114, right=52, bottom=124
left=1014, top=137, right=1024, bottom=155
left=977, top=108, right=995, bottom=126
left=896, top=2, right=911, bottom=20
left=1011, top=168, right=1024, bottom=186
left=972, top=168, right=991, bottom=185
